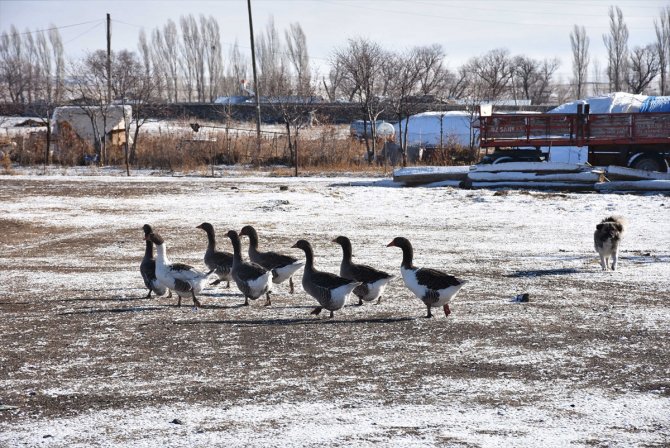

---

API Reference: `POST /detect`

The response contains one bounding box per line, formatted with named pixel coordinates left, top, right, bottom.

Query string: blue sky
left=0, top=0, right=666, bottom=80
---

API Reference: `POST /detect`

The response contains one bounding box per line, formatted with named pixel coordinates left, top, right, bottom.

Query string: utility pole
left=106, top=13, right=112, bottom=104
left=247, top=0, right=262, bottom=166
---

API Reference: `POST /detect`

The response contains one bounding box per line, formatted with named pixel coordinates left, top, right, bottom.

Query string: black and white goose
left=196, top=222, right=234, bottom=287
left=333, top=235, right=394, bottom=306
left=239, top=225, right=304, bottom=297
left=145, top=232, right=210, bottom=308
left=226, top=230, right=273, bottom=306
left=387, top=237, right=466, bottom=318
left=291, top=239, right=361, bottom=318
left=140, top=224, right=170, bottom=299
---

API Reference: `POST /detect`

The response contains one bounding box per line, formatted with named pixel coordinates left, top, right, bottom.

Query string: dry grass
left=4, top=124, right=477, bottom=173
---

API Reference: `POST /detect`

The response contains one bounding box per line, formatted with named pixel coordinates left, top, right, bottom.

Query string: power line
left=4, top=19, right=104, bottom=36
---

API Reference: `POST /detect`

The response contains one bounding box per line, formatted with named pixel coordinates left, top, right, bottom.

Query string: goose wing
left=415, top=267, right=463, bottom=290
left=349, top=262, right=392, bottom=284
left=311, top=271, right=355, bottom=289
left=236, top=261, right=268, bottom=282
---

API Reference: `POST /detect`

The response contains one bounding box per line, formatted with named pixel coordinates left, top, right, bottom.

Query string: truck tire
left=629, top=153, right=668, bottom=173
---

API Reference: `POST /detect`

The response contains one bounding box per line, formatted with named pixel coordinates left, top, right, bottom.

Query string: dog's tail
left=601, top=215, right=627, bottom=233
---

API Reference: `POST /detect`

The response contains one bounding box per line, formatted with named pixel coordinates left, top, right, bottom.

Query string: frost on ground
left=0, top=172, right=668, bottom=447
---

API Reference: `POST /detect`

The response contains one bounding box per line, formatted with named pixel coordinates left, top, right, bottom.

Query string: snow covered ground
left=0, top=170, right=668, bottom=447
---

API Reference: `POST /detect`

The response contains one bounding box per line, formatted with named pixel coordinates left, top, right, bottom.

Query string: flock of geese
left=141, top=224, right=467, bottom=318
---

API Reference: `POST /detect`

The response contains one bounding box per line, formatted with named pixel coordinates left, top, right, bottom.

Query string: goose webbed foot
left=264, top=292, right=272, bottom=307
left=311, top=307, right=323, bottom=316
left=376, top=296, right=383, bottom=305
left=144, top=290, right=152, bottom=299
left=443, top=304, right=451, bottom=317
left=243, top=297, right=250, bottom=306
left=210, top=279, right=222, bottom=286
left=425, top=305, right=433, bottom=318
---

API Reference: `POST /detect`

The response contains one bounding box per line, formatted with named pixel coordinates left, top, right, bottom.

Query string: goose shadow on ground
left=506, top=268, right=582, bottom=278
left=172, top=316, right=417, bottom=327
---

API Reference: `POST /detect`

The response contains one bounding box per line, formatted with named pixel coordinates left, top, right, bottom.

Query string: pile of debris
left=393, top=162, right=670, bottom=192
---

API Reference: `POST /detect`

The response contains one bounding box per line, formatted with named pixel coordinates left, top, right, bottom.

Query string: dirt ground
left=0, top=173, right=668, bottom=447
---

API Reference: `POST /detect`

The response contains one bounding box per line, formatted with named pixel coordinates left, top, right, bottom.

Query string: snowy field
left=0, top=170, right=669, bottom=447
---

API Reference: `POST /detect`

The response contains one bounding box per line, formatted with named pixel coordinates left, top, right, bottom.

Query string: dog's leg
left=611, top=250, right=618, bottom=271
left=599, top=254, right=607, bottom=271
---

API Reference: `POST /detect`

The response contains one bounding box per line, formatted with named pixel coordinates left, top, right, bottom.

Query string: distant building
left=51, top=105, right=132, bottom=151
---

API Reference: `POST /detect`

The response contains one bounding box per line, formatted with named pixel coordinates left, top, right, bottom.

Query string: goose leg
left=192, top=291, right=202, bottom=309
left=145, top=289, right=152, bottom=299
left=443, top=304, right=451, bottom=317
left=167, top=290, right=173, bottom=299
left=289, top=277, right=295, bottom=294
left=244, top=296, right=249, bottom=306
left=329, top=310, right=334, bottom=318
left=264, top=292, right=272, bottom=306
left=177, top=295, right=182, bottom=307
left=376, top=295, right=383, bottom=305
left=226, top=281, right=230, bottom=288
left=425, top=305, right=433, bottom=318
left=311, top=307, right=322, bottom=316
left=210, top=279, right=222, bottom=286
left=357, top=297, right=363, bottom=306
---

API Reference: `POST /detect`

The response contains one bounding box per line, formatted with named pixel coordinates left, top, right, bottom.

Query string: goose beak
left=386, top=241, right=395, bottom=247
left=144, top=234, right=150, bottom=241
left=291, top=242, right=298, bottom=249
left=196, top=224, right=202, bottom=229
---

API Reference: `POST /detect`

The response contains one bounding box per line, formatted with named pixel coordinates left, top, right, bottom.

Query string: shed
left=52, top=105, right=133, bottom=149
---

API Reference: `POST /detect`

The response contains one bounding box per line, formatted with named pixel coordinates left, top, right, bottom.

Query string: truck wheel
left=629, top=154, right=668, bottom=173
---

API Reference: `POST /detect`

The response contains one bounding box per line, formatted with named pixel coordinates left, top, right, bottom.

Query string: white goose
left=387, top=237, right=466, bottom=318
left=145, top=232, right=210, bottom=308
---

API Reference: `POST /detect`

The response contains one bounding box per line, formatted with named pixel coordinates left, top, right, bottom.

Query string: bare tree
left=179, top=14, right=204, bottom=102
left=334, top=37, right=389, bottom=163
left=570, top=25, right=590, bottom=99
left=151, top=20, right=179, bottom=102
left=225, top=40, right=248, bottom=94
left=202, top=16, right=224, bottom=102
left=256, top=17, right=288, bottom=96
left=387, top=45, right=449, bottom=166
left=33, top=27, right=64, bottom=165
left=322, top=58, right=346, bottom=102
left=285, top=23, right=310, bottom=95
left=626, top=45, right=660, bottom=94
left=468, top=48, right=514, bottom=101
left=603, top=6, right=629, bottom=92
left=0, top=26, right=27, bottom=103
left=68, top=51, right=113, bottom=164
left=386, top=49, right=423, bottom=166
left=655, top=6, right=670, bottom=95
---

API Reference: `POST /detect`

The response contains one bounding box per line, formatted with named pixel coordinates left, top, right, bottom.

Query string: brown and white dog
left=594, top=216, right=626, bottom=271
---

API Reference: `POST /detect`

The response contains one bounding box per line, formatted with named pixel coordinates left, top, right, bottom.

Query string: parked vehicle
left=478, top=106, right=670, bottom=172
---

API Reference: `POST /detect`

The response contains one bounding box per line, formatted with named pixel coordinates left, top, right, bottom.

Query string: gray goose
left=140, top=224, right=170, bottom=298
left=333, top=235, right=394, bottom=305
left=387, top=237, right=466, bottom=318
left=239, top=225, right=304, bottom=297
left=196, top=222, right=233, bottom=287
left=226, top=230, right=273, bottom=306
left=291, top=239, right=361, bottom=318
left=145, top=232, right=210, bottom=308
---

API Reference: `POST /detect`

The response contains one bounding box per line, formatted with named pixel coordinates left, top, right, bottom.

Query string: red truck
left=478, top=105, right=670, bottom=172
